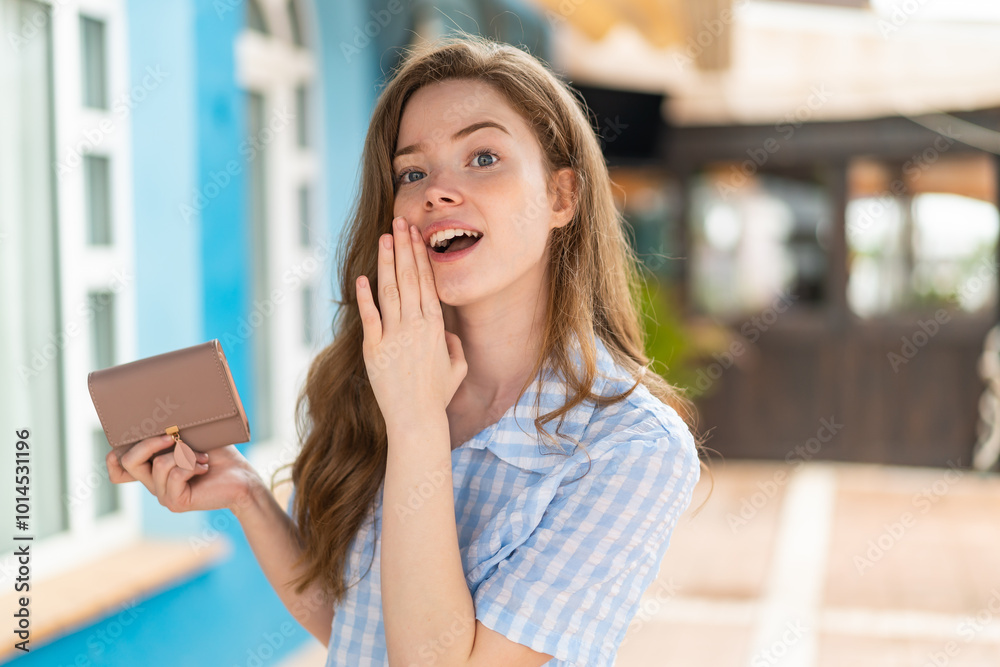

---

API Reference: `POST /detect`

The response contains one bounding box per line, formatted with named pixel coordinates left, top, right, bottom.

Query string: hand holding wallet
left=88, top=339, right=251, bottom=470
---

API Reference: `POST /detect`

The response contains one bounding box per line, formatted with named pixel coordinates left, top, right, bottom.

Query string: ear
left=549, top=167, right=577, bottom=230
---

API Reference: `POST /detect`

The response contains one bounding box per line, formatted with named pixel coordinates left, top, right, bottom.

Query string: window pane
left=286, top=0, right=303, bottom=46
left=88, top=291, right=115, bottom=370
left=248, top=91, right=273, bottom=440
left=610, top=168, right=683, bottom=282
left=295, top=85, right=307, bottom=148
left=298, top=185, right=310, bottom=246
left=302, top=285, right=314, bottom=346
left=85, top=154, right=112, bottom=244
left=689, top=170, right=829, bottom=318
left=0, top=0, right=69, bottom=547
left=93, top=429, right=120, bottom=516
left=247, top=0, right=267, bottom=33
left=80, top=15, right=108, bottom=109
left=912, top=194, right=997, bottom=312
left=846, top=154, right=998, bottom=317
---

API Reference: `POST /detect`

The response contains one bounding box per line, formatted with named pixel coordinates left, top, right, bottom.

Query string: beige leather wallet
left=88, top=339, right=251, bottom=470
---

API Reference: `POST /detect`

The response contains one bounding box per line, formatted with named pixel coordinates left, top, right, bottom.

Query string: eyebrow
left=393, top=121, right=511, bottom=161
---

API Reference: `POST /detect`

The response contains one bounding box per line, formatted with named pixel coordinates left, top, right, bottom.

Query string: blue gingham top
left=288, top=334, right=701, bottom=666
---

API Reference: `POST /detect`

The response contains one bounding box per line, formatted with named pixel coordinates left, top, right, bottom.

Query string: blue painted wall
left=22, top=0, right=558, bottom=662
left=193, top=0, right=254, bottom=449
left=129, top=0, right=200, bottom=363
left=13, top=0, right=376, bottom=664
left=313, top=0, right=377, bottom=326
left=127, top=0, right=202, bottom=542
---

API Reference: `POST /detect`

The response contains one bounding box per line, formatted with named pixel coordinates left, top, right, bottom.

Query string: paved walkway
left=278, top=460, right=1000, bottom=666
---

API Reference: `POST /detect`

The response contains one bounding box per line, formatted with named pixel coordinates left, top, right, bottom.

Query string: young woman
left=108, top=34, right=708, bottom=666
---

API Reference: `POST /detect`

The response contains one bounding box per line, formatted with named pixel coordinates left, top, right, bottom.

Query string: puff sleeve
left=470, top=422, right=701, bottom=665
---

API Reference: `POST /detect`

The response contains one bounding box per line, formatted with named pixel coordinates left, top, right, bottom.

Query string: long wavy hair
left=271, top=33, right=711, bottom=608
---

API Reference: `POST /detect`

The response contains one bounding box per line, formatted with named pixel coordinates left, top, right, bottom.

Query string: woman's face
left=391, top=78, right=574, bottom=306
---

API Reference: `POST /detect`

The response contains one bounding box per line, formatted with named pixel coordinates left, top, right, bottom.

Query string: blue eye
left=394, top=148, right=500, bottom=186
left=398, top=170, right=424, bottom=184
left=473, top=151, right=498, bottom=167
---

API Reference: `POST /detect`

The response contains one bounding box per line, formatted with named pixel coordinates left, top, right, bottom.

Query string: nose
left=422, top=171, right=462, bottom=210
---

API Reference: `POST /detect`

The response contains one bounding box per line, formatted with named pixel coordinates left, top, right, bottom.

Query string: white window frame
left=235, top=0, right=324, bottom=479
left=0, top=0, right=141, bottom=581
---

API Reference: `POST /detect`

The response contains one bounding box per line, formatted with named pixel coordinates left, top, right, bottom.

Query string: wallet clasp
left=164, top=423, right=198, bottom=470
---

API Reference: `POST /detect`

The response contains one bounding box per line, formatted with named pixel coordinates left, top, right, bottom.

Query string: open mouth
left=431, top=232, right=483, bottom=254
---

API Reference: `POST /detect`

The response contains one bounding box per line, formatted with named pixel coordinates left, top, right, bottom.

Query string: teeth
left=430, top=228, right=483, bottom=249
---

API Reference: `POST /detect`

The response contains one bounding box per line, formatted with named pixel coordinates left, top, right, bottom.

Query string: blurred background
left=1, top=0, right=999, bottom=665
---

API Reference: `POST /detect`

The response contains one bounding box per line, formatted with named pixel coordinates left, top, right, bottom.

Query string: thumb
left=443, top=331, right=468, bottom=406
left=444, top=331, right=466, bottom=367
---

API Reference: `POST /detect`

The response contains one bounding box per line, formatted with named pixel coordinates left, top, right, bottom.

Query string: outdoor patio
left=276, top=458, right=1000, bottom=666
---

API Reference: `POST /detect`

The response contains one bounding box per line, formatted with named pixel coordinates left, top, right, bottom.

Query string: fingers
left=117, top=434, right=206, bottom=497
left=356, top=272, right=383, bottom=349
left=409, top=223, right=442, bottom=319
left=164, top=463, right=207, bottom=508
left=108, top=434, right=209, bottom=512
left=153, top=450, right=207, bottom=507
left=363, top=215, right=425, bottom=344
left=106, top=448, right=136, bottom=483
left=378, top=224, right=400, bottom=326
left=116, top=434, right=175, bottom=487
left=391, top=216, right=421, bottom=320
